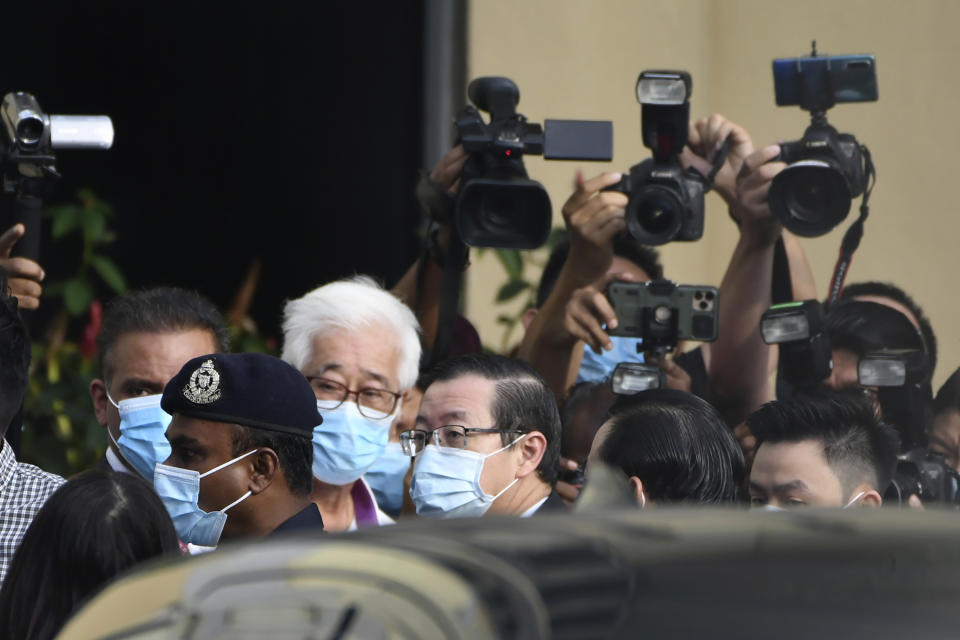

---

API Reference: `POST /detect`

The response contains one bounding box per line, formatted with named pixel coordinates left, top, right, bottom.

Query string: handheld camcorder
left=768, top=45, right=877, bottom=237
left=0, top=91, right=114, bottom=261
left=884, top=449, right=960, bottom=508
left=760, top=300, right=928, bottom=389
left=605, top=279, right=718, bottom=394
left=2, top=91, right=113, bottom=193
left=454, top=77, right=613, bottom=249
left=605, top=71, right=710, bottom=245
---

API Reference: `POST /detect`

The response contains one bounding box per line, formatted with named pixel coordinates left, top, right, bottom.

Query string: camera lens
left=456, top=178, right=552, bottom=249
left=625, top=186, right=683, bottom=245
left=15, top=115, right=44, bottom=148
left=768, top=161, right=852, bottom=237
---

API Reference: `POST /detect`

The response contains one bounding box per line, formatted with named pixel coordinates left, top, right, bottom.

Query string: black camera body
left=606, top=159, right=706, bottom=245
left=769, top=121, right=867, bottom=237
left=453, top=77, right=613, bottom=250
left=768, top=48, right=877, bottom=237
left=606, top=70, right=707, bottom=246
left=885, top=449, right=960, bottom=507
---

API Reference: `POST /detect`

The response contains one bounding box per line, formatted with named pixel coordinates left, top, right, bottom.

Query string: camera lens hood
left=455, top=177, right=552, bottom=249
left=768, top=160, right=852, bottom=237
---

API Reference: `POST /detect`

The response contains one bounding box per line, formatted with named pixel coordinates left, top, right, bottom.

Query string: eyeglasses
left=399, top=425, right=526, bottom=456
left=308, top=377, right=401, bottom=419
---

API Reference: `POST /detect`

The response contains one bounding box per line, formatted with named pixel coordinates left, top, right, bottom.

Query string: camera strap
left=427, top=231, right=468, bottom=369
left=705, top=139, right=730, bottom=186
left=826, top=144, right=876, bottom=306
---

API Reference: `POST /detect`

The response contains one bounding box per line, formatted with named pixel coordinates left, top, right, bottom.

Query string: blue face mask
left=313, top=400, right=395, bottom=486
left=106, top=392, right=172, bottom=479
left=153, top=449, right=258, bottom=547
left=410, top=434, right=525, bottom=519
left=577, top=337, right=644, bottom=384
left=363, top=442, right=410, bottom=517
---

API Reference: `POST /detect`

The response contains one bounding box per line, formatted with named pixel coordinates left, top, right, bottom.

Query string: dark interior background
left=2, top=3, right=425, bottom=340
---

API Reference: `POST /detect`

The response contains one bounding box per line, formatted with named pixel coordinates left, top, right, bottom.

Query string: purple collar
left=351, top=479, right=378, bottom=527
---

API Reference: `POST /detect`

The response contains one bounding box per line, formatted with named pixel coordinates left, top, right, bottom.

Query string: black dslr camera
left=454, top=77, right=613, bottom=249
left=768, top=45, right=877, bottom=237
left=606, top=71, right=708, bottom=245
left=885, top=449, right=960, bottom=507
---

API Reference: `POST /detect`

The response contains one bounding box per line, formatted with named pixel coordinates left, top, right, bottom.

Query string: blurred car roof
left=59, top=508, right=960, bottom=640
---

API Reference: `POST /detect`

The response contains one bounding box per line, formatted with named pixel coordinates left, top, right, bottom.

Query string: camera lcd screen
left=543, top=120, right=613, bottom=161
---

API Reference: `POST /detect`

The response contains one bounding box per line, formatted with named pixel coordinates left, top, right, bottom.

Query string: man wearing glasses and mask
left=401, top=353, right=564, bottom=518
left=282, top=276, right=421, bottom=531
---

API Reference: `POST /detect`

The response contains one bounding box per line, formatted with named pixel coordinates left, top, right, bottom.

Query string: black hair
left=598, top=389, right=744, bottom=504
left=232, top=425, right=314, bottom=496
left=422, top=353, right=562, bottom=486
left=535, top=234, right=664, bottom=308
left=840, top=281, right=937, bottom=375
left=560, top=381, right=616, bottom=462
left=0, top=470, right=179, bottom=640
left=747, top=390, right=900, bottom=495
left=934, top=367, right=960, bottom=416
left=824, top=299, right=932, bottom=450
left=0, top=268, right=30, bottom=435
left=97, top=287, right=231, bottom=383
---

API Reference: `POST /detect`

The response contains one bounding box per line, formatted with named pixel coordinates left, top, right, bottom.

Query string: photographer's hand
left=0, top=224, right=44, bottom=310
left=390, top=146, right=470, bottom=350
left=647, top=354, right=692, bottom=393
left=564, top=271, right=638, bottom=355
left=682, top=114, right=754, bottom=208
left=733, top=144, right=787, bottom=233
left=561, top=172, right=628, bottom=287
left=428, top=144, right=468, bottom=196
left=706, top=144, right=786, bottom=424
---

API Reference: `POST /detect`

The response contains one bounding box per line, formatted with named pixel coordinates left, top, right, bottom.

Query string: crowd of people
left=0, top=113, right=952, bottom=639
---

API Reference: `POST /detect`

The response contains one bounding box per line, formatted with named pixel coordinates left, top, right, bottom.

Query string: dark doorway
left=3, top=2, right=426, bottom=339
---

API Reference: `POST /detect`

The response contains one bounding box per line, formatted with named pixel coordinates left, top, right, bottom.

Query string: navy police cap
left=161, top=353, right=322, bottom=437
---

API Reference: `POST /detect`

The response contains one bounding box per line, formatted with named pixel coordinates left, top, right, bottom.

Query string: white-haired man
left=282, top=276, right=421, bottom=531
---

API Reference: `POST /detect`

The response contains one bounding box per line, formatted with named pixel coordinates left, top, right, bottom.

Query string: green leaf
left=63, top=277, right=94, bottom=316
left=43, top=282, right=64, bottom=297
left=50, top=206, right=81, bottom=239
left=495, top=249, right=524, bottom=280
left=83, top=209, right=107, bottom=246
left=90, top=255, right=127, bottom=293
left=496, top=279, right=529, bottom=302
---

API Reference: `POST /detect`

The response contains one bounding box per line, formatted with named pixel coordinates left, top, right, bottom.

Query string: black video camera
left=605, top=71, right=708, bottom=245
left=0, top=91, right=113, bottom=260
left=454, top=77, right=613, bottom=249
left=884, top=449, right=960, bottom=507
left=768, top=45, right=877, bottom=237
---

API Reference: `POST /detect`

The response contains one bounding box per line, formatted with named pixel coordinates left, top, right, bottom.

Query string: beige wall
left=464, top=0, right=959, bottom=389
